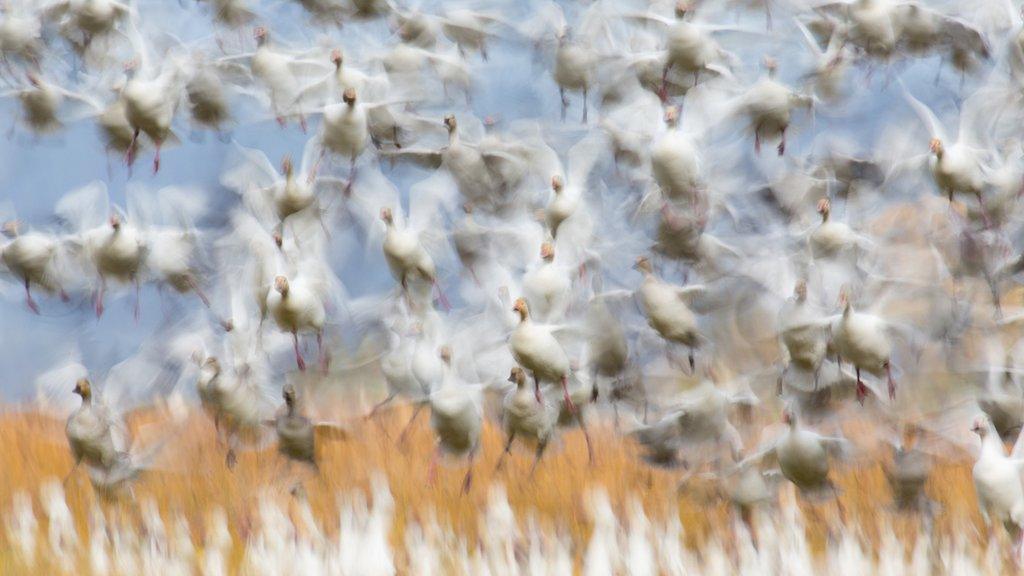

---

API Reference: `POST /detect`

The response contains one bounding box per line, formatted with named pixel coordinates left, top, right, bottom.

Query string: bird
left=971, top=414, right=1024, bottom=553
left=495, top=366, right=557, bottom=475
left=1, top=219, right=70, bottom=313
left=65, top=377, right=129, bottom=483
left=426, top=346, right=483, bottom=493
left=270, top=383, right=348, bottom=479
left=509, top=297, right=578, bottom=413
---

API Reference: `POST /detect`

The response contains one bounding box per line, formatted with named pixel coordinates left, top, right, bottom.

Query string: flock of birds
left=9, top=0, right=1024, bottom=568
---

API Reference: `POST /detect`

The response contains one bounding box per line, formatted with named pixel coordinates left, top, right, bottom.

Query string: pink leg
left=23, top=277, right=39, bottom=314
left=293, top=331, right=306, bottom=371
left=95, top=276, right=106, bottom=318
left=299, top=114, right=307, bottom=133
left=427, top=445, right=442, bottom=486
left=777, top=128, right=786, bottom=156
left=433, top=280, right=451, bottom=312
left=754, top=124, right=762, bottom=155
left=561, top=375, right=577, bottom=415
left=533, top=373, right=542, bottom=403
left=152, top=142, right=161, bottom=174
left=307, top=148, right=325, bottom=185
left=133, top=276, right=141, bottom=323
left=345, top=156, right=356, bottom=196
left=317, top=330, right=330, bottom=374
left=186, top=276, right=211, bottom=307
left=658, top=65, right=670, bottom=103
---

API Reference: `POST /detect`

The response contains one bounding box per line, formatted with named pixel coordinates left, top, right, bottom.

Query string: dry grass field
left=0, top=399, right=998, bottom=574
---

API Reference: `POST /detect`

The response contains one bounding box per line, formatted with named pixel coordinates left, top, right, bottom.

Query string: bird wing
left=55, top=181, right=109, bottom=232
left=899, top=80, right=948, bottom=143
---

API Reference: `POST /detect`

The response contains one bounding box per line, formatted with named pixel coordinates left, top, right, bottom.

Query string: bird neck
left=820, top=210, right=830, bottom=222
left=448, top=127, right=459, bottom=146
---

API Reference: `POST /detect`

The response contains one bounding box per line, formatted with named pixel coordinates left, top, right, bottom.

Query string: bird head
left=272, top=230, right=283, bottom=248
left=632, top=256, right=652, bottom=274
left=1, top=220, right=20, bottom=238
left=971, top=416, right=989, bottom=438
left=540, top=242, right=555, bottom=261
left=281, top=156, right=293, bottom=177
left=73, top=378, right=92, bottom=400
left=816, top=197, right=831, bottom=217
left=109, top=213, right=122, bottom=230
left=330, top=48, right=343, bottom=67
left=462, top=202, right=474, bottom=215
left=274, top=275, right=289, bottom=295
left=282, top=383, right=297, bottom=406
left=202, top=356, right=221, bottom=377
left=512, top=297, right=529, bottom=319
left=551, top=175, right=564, bottom=193
left=663, top=106, right=680, bottom=127
left=253, top=26, right=268, bottom=46
left=794, top=279, right=808, bottom=301
left=443, top=114, right=457, bottom=133
left=342, top=88, right=356, bottom=106
left=508, top=367, right=525, bottom=387
left=26, top=71, right=40, bottom=87
left=837, top=286, right=852, bottom=312
left=781, top=406, right=796, bottom=426
left=438, top=346, right=452, bottom=364
left=379, top=207, right=393, bottom=224
left=929, top=137, right=944, bottom=157
left=123, top=58, right=138, bottom=78
left=763, top=56, right=778, bottom=76
left=674, top=0, right=690, bottom=18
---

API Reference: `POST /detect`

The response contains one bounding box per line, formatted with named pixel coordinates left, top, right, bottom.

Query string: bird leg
left=133, top=275, right=141, bottom=323
left=740, top=505, right=759, bottom=550
left=495, top=431, right=516, bottom=473
left=658, top=64, right=670, bottom=103
left=433, top=280, right=452, bottom=312
left=125, top=128, right=139, bottom=166
left=317, top=330, right=330, bottom=374
left=688, top=348, right=696, bottom=373
left=345, top=156, right=356, bottom=196
left=533, top=372, right=542, bottom=403
left=186, top=276, right=211, bottom=307
left=560, top=87, right=568, bottom=121
left=398, top=403, right=425, bottom=445
left=885, top=361, right=896, bottom=401
left=307, top=148, right=325, bottom=185
left=855, top=366, right=867, bottom=405
left=777, top=127, right=786, bottom=156
left=461, top=446, right=477, bottom=494
left=299, top=114, right=307, bottom=134
left=427, top=444, right=442, bottom=486
left=366, top=392, right=396, bottom=419
left=777, top=363, right=787, bottom=396
left=292, top=331, right=307, bottom=372
left=582, top=88, right=588, bottom=124
left=753, top=123, right=762, bottom=155
left=95, top=276, right=106, bottom=318
left=561, top=375, right=577, bottom=415
left=62, top=458, right=81, bottom=486
left=576, top=408, right=594, bottom=465
left=529, top=440, right=549, bottom=477
left=153, top=142, right=162, bottom=174
left=975, top=191, right=994, bottom=229
left=23, top=277, right=39, bottom=314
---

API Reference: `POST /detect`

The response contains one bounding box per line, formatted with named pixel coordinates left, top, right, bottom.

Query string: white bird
left=494, top=366, right=557, bottom=475
left=427, top=346, right=483, bottom=493
left=65, top=377, right=129, bottom=481
left=829, top=291, right=899, bottom=402
left=57, top=182, right=147, bottom=319
left=971, top=414, right=1024, bottom=552
left=509, top=297, right=578, bottom=413
left=266, top=269, right=328, bottom=373
left=1, top=219, right=70, bottom=314
left=633, top=256, right=705, bottom=371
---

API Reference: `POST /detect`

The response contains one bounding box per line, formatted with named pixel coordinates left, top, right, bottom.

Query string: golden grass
left=0, top=404, right=995, bottom=574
